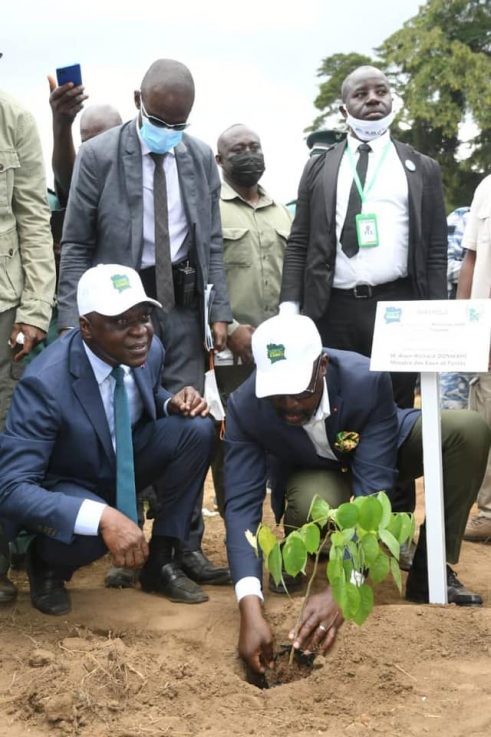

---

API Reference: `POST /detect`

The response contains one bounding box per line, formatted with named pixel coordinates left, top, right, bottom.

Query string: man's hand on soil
left=289, top=587, right=343, bottom=656
left=238, top=595, right=274, bottom=674
left=99, top=507, right=149, bottom=569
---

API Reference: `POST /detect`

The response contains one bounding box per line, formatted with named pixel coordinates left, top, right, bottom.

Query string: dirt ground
left=0, top=478, right=490, bottom=737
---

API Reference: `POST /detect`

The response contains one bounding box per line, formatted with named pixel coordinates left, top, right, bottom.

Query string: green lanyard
left=345, top=141, right=391, bottom=204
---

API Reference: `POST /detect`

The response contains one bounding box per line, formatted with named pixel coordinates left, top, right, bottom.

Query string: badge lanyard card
left=345, top=141, right=391, bottom=249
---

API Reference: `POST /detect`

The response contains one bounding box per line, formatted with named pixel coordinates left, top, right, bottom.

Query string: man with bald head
left=280, top=65, right=447, bottom=514
left=211, top=124, right=291, bottom=508
left=57, top=59, right=232, bottom=594
left=80, top=105, right=122, bottom=143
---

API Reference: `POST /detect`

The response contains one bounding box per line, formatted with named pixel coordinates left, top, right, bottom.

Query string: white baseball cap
left=252, top=315, right=322, bottom=398
left=77, top=264, right=161, bottom=317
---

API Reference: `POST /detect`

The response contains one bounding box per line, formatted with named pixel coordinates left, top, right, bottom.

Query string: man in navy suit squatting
left=0, top=264, right=215, bottom=615
left=223, top=314, right=490, bottom=676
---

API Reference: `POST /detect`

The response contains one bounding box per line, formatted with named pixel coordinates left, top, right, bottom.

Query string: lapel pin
left=405, top=159, right=416, bottom=172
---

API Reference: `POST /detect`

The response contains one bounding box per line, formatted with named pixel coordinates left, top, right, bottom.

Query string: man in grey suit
left=58, top=58, right=232, bottom=593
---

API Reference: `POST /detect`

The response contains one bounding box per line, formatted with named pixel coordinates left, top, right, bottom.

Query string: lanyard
left=345, top=141, right=391, bottom=204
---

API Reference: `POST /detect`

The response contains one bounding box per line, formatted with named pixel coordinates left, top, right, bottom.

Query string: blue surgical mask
left=140, top=119, right=183, bottom=153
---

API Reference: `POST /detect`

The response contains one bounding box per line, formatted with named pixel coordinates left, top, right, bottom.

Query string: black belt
left=331, top=278, right=410, bottom=300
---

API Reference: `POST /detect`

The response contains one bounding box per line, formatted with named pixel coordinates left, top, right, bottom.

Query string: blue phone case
left=56, top=64, right=82, bottom=87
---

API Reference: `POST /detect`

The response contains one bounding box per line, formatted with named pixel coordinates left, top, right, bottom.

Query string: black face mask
left=227, top=151, right=265, bottom=186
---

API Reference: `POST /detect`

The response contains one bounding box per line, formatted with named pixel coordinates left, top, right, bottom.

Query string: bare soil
left=1, top=478, right=490, bottom=737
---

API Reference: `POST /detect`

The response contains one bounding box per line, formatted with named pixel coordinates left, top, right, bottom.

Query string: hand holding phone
left=48, top=64, right=87, bottom=123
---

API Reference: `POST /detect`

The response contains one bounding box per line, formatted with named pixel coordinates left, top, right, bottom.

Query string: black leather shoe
left=27, top=553, right=71, bottom=616
left=140, top=560, right=209, bottom=603
left=406, top=565, right=483, bottom=607
left=179, top=550, right=231, bottom=585
left=104, top=566, right=138, bottom=589
left=0, top=574, right=17, bottom=604
left=268, top=571, right=304, bottom=595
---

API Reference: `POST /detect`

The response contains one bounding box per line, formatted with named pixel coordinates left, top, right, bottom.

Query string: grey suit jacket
left=58, top=121, right=232, bottom=329
left=280, top=138, right=448, bottom=320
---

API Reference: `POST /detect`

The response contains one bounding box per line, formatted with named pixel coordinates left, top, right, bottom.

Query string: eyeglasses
left=289, top=356, right=322, bottom=400
left=139, top=95, right=190, bottom=131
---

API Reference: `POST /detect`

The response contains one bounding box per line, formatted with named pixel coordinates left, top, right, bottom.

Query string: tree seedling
left=246, top=492, right=415, bottom=665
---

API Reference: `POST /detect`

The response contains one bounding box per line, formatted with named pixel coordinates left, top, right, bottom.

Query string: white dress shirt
left=235, top=379, right=336, bottom=602
left=334, top=131, right=409, bottom=288
left=136, top=120, right=189, bottom=269
left=73, top=345, right=144, bottom=535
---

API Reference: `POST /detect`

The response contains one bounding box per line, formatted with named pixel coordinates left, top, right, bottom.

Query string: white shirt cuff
left=279, top=301, right=300, bottom=315
left=235, top=576, right=264, bottom=603
left=74, top=499, right=107, bottom=535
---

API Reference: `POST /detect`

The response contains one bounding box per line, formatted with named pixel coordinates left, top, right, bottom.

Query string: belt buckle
left=353, top=284, right=372, bottom=299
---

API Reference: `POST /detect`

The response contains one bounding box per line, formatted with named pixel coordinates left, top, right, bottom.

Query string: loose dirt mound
left=1, top=482, right=490, bottom=737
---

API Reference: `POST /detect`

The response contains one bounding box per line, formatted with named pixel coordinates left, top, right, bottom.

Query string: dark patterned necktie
left=340, top=143, right=372, bottom=258
left=111, top=366, right=137, bottom=523
left=149, top=152, right=175, bottom=312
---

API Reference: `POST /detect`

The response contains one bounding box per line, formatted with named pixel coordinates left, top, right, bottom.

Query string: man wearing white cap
left=223, top=314, right=489, bottom=676
left=0, top=264, right=215, bottom=615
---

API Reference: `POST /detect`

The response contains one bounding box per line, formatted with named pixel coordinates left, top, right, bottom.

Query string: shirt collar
left=82, top=342, right=131, bottom=385
left=135, top=116, right=176, bottom=158
left=305, top=378, right=331, bottom=426
left=220, top=179, right=274, bottom=207
left=347, top=129, right=391, bottom=155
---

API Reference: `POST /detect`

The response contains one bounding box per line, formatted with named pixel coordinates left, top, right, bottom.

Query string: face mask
left=227, top=151, right=265, bottom=186
left=345, top=110, right=395, bottom=141
left=140, top=119, right=183, bottom=153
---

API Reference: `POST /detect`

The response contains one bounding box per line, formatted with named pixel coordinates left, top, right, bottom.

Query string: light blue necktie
left=111, top=366, right=138, bottom=523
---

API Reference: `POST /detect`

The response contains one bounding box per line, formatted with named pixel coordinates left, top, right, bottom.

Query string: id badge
left=356, top=213, right=379, bottom=248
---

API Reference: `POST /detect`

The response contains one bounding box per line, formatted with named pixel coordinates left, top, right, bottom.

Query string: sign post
left=371, top=299, right=490, bottom=604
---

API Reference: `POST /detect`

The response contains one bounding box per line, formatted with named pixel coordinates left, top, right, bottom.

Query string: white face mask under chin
left=345, top=110, right=395, bottom=141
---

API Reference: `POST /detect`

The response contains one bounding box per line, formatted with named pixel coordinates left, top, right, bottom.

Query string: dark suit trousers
left=316, top=279, right=417, bottom=512
left=34, top=414, right=214, bottom=578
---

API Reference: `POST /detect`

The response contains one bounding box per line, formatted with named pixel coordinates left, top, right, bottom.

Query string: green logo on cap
left=111, top=274, right=131, bottom=293
left=267, top=343, right=286, bottom=364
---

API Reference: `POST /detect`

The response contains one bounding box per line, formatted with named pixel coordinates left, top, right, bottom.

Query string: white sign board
left=370, top=299, right=490, bottom=605
left=371, top=299, right=490, bottom=373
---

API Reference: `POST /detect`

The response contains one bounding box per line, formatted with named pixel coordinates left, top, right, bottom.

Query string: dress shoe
left=27, top=552, right=71, bottom=616
left=140, top=560, right=209, bottom=604
left=406, top=565, right=482, bottom=607
left=179, top=550, right=231, bottom=585
left=268, top=571, right=304, bottom=595
left=463, top=514, right=491, bottom=543
left=0, top=574, right=17, bottom=604
left=104, top=566, right=139, bottom=589
left=399, top=539, right=416, bottom=572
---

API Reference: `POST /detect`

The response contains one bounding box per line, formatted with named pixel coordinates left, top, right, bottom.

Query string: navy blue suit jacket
left=223, top=348, right=420, bottom=583
left=0, top=330, right=171, bottom=544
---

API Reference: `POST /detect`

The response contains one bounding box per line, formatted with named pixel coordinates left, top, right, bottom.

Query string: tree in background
left=309, top=0, right=491, bottom=210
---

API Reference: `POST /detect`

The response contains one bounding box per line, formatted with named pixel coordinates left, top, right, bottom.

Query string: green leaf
left=331, top=578, right=348, bottom=615
left=335, top=502, right=360, bottom=529
left=377, top=491, right=392, bottom=529
left=308, top=496, right=330, bottom=527
left=339, top=527, right=356, bottom=545
left=342, top=558, right=355, bottom=582
left=330, top=530, right=346, bottom=548
left=352, top=584, right=374, bottom=626
left=360, top=533, right=380, bottom=566
left=369, top=551, right=390, bottom=584
left=390, top=556, right=402, bottom=593
left=257, top=525, right=278, bottom=559
left=346, top=540, right=361, bottom=571
left=298, top=522, right=321, bottom=554
left=266, top=542, right=282, bottom=586
left=379, top=528, right=400, bottom=560
left=387, top=515, right=403, bottom=540
left=329, top=543, right=343, bottom=561
left=357, top=496, right=383, bottom=531
left=399, top=513, right=415, bottom=545
left=327, top=557, right=345, bottom=584
left=344, top=582, right=361, bottom=620
left=282, top=532, right=307, bottom=577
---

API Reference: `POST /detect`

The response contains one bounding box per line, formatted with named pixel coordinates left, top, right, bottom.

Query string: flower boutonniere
left=334, top=431, right=360, bottom=453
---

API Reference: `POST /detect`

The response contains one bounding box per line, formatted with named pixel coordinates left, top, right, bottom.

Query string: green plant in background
left=246, top=492, right=415, bottom=635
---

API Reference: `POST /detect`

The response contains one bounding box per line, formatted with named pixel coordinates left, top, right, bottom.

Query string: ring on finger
left=318, top=624, right=328, bottom=633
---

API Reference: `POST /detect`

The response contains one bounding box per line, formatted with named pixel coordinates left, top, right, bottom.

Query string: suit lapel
left=133, top=365, right=157, bottom=421
left=324, top=356, right=344, bottom=458
left=121, top=122, right=145, bottom=268
left=174, top=138, right=197, bottom=228
left=393, top=139, right=423, bottom=251
left=69, top=335, right=115, bottom=465
left=323, top=141, right=347, bottom=231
